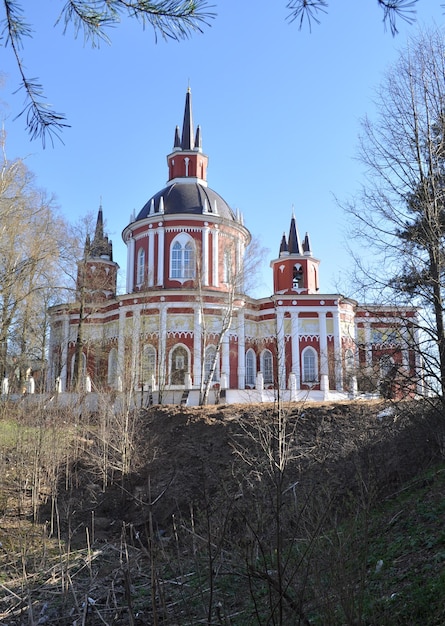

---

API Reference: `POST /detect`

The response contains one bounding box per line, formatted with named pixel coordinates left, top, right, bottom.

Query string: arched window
left=261, top=349, right=274, bottom=384
left=293, top=263, right=304, bottom=289
left=245, top=349, right=256, bottom=386
left=107, top=348, right=118, bottom=387
left=380, top=354, right=395, bottom=378
left=345, top=348, right=355, bottom=372
left=141, top=345, right=156, bottom=387
left=204, top=345, right=220, bottom=382
left=170, top=233, right=196, bottom=281
left=70, top=352, right=86, bottom=384
left=302, top=347, right=318, bottom=383
left=170, top=344, right=189, bottom=385
left=223, top=249, right=231, bottom=283
left=136, top=247, right=145, bottom=286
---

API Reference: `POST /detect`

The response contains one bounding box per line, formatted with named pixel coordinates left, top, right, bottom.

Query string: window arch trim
left=261, top=349, right=274, bottom=385
left=136, top=247, right=145, bottom=286
left=302, top=346, right=318, bottom=383
left=245, top=348, right=256, bottom=387
left=169, top=233, right=196, bottom=283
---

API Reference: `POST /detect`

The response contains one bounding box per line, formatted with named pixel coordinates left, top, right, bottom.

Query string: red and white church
left=48, top=89, right=422, bottom=404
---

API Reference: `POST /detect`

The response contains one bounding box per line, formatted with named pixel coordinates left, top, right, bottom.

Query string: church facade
left=48, top=90, right=422, bottom=404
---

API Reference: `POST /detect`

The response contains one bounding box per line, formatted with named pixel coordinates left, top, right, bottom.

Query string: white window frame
left=136, top=247, right=145, bottom=286
left=261, top=349, right=274, bottom=385
left=245, top=349, right=256, bottom=386
left=204, top=345, right=220, bottom=383
left=107, top=348, right=118, bottom=386
left=170, top=233, right=196, bottom=282
left=169, top=344, right=190, bottom=385
left=141, top=344, right=156, bottom=387
left=223, top=249, right=231, bottom=283
left=302, top=347, right=318, bottom=383
left=70, top=352, right=86, bottom=383
left=380, top=354, right=395, bottom=378
left=345, top=348, right=355, bottom=372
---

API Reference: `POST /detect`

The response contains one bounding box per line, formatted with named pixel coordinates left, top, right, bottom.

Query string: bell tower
left=77, top=206, right=119, bottom=302
left=271, top=214, right=320, bottom=295
left=166, top=87, right=209, bottom=184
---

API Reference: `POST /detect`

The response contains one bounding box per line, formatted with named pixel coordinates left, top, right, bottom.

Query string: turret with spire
left=77, top=205, right=119, bottom=302
left=271, top=213, right=320, bottom=295
left=167, top=87, right=208, bottom=183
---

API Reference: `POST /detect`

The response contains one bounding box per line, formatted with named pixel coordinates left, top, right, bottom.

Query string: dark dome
left=136, top=182, right=235, bottom=221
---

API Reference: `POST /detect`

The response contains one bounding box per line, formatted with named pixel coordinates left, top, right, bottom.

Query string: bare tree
left=0, top=136, right=71, bottom=389
left=343, top=27, right=445, bottom=398
left=198, top=236, right=266, bottom=406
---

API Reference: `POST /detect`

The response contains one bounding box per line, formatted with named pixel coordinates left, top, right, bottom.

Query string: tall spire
left=181, top=87, right=194, bottom=150
left=167, top=88, right=208, bottom=183
left=288, top=214, right=302, bottom=255
left=89, top=204, right=113, bottom=260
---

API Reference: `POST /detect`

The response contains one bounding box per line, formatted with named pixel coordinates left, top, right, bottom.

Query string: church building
left=48, top=89, right=422, bottom=404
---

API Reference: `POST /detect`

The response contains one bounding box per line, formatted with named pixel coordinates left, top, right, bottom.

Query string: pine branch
left=1, top=0, right=214, bottom=145
left=379, top=0, right=417, bottom=36
left=286, top=0, right=328, bottom=32
left=3, top=1, right=69, bottom=147
left=286, top=0, right=419, bottom=35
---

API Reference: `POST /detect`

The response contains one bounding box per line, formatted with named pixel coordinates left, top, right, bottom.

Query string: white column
left=289, top=372, right=297, bottom=401
left=193, top=307, right=202, bottom=387
left=291, top=311, right=300, bottom=390
left=132, top=306, right=141, bottom=390
left=221, top=333, right=230, bottom=388
left=401, top=324, right=409, bottom=369
left=148, top=229, right=155, bottom=287
left=212, top=227, right=219, bottom=287
left=157, top=226, right=164, bottom=286
left=126, top=236, right=135, bottom=293
left=237, top=310, right=245, bottom=389
left=276, top=308, right=286, bottom=389
left=256, top=372, right=264, bottom=391
left=202, top=226, right=209, bottom=286
left=47, top=320, right=55, bottom=391
left=333, top=310, right=343, bottom=390
left=159, top=304, right=167, bottom=388
left=60, top=315, right=69, bottom=392
left=236, top=240, right=244, bottom=291
left=117, top=306, right=126, bottom=389
left=364, top=321, right=372, bottom=368
left=319, top=311, right=329, bottom=381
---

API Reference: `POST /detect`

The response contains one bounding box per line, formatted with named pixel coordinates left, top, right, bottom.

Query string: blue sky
left=1, top=1, right=444, bottom=298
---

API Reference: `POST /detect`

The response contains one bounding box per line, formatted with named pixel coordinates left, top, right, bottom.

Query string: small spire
left=279, top=232, right=289, bottom=256
left=303, top=232, right=312, bottom=255
left=195, top=125, right=202, bottom=151
left=173, top=125, right=181, bottom=149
